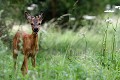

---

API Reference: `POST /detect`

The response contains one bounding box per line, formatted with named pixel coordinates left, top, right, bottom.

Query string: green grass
left=1, top=18, right=120, bottom=80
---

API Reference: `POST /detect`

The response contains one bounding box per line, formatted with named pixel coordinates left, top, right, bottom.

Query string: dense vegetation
left=0, top=0, right=120, bottom=80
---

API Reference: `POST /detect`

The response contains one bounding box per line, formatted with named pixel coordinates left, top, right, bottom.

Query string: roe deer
left=13, top=12, right=43, bottom=76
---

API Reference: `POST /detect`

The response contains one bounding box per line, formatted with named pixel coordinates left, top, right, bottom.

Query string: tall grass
left=0, top=16, right=120, bottom=80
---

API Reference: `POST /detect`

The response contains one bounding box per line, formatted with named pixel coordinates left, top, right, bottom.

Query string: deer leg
left=13, top=49, right=18, bottom=70
left=21, top=55, right=28, bottom=76
left=31, top=56, right=36, bottom=67
left=13, top=38, right=19, bottom=70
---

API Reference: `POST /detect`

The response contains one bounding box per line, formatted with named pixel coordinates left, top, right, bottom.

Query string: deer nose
left=34, top=28, right=39, bottom=32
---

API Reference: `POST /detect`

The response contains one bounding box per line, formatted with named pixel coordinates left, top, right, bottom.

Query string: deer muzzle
left=34, top=28, right=39, bottom=33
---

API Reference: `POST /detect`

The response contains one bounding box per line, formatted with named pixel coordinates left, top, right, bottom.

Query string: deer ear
left=25, top=11, right=32, bottom=23
left=38, top=13, right=43, bottom=21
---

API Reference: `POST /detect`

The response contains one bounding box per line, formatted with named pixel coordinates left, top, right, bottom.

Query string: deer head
left=25, top=12, right=43, bottom=34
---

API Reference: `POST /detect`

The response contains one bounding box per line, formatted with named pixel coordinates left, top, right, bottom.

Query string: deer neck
left=31, top=32, right=38, bottom=49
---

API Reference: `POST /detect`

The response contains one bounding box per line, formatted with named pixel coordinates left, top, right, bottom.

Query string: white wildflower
left=83, top=15, right=96, bottom=20
left=104, top=10, right=115, bottom=13
left=27, top=4, right=38, bottom=11
left=27, top=7, right=34, bottom=11
left=70, top=17, right=75, bottom=21
left=115, top=6, right=120, bottom=9
left=31, top=4, right=38, bottom=8
left=105, top=18, right=113, bottom=23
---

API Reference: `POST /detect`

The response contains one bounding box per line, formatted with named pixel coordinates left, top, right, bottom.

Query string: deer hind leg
left=21, top=55, right=28, bottom=76
left=13, top=38, right=19, bottom=70
left=31, top=55, right=36, bottom=67
left=13, top=49, right=18, bottom=70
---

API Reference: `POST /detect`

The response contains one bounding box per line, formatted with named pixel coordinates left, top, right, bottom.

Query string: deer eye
left=38, top=23, right=41, bottom=25
left=31, top=23, right=34, bottom=25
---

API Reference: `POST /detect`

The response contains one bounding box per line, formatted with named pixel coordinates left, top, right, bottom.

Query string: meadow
left=0, top=14, right=120, bottom=80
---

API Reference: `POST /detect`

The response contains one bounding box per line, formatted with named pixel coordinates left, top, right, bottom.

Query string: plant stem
left=101, top=23, right=109, bottom=66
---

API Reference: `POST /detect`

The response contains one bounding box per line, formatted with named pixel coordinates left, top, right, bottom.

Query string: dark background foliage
left=0, top=0, right=120, bottom=46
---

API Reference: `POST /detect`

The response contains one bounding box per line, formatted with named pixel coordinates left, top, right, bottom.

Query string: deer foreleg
left=35, top=42, right=39, bottom=53
left=31, top=56, right=36, bottom=67
left=21, top=55, right=28, bottom=76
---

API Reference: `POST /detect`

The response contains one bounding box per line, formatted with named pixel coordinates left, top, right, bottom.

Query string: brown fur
left=13, top=12, right=43, bottom=76
left=13, top=31, right=39, bottom=75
